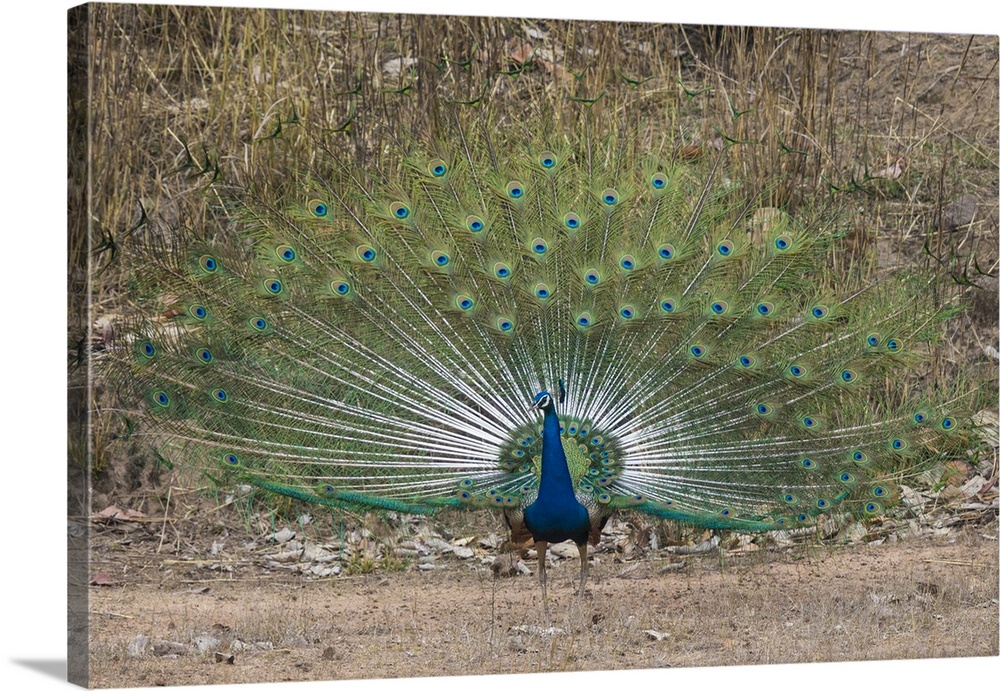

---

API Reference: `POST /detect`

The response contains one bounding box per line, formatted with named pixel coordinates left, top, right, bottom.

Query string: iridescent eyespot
left=660, top=298, right=676, bottom=313
left=140, top=342, right=156, bottom=358
left=584, top=269, right=600, bottom=285
left=466, top=215, right=485, bottom=232
left=496, top=317, right=514, bottom=332
left=620, top=255, right=635, bottom=270
left=802, top=416, right=818, bottom=428
left=651, top=172, right=667, bottom=189
left=756, top=403, right=772, bottom=415
left=357, top=245, right=377, bottom=262
left=789, top=365, right=806, bottom=377
left=601, top=188, right=618, bottom=205
left=891, top=438, right=907, bottom=450
left=506, top=181, right=524, bottom=199
left=716, top=240, right=733, bottom=256
left=811, top=305, right=829, bottom=319
left=690, top=344, right=706, bottom=357
left=432, top=251, right=450, bottom=266
left=801, top=458, right=816, bottom=469
left=539, top=151, right=557, bottom=169
left=276, top=245, right=296, bottom=262
left=428, top=159, right=447, bottom=177
left=390, top=202, right=410, bottom=219
left=619, top=306, right=634, bottom=319
left=658, top=244, right=675, bottom=260
left=913, top=411, right=927, bottom=424
left=783, top=493, right=797, bottom=504
left=199, top=255, right=218, bottom=273
left=867, top=333, right=881, bottom=347
left=816, top=499, right=829, bottom=509
left=224, top=453, right=239, bottom=465
left=941, top=417, right=955, bottom=430
left=534, top=283, right=551, bottom=299
left=212, top=388, right=228, bottom=402
left=872, top=486, right=888, bottom=498
left=577, top=312, right=592, bottom=327
left=494, top=262, right=511, bottom=279
left=838, top=472, right=855, bottom=484
left=864, top=502, right=881, bottom=515
left=774, top=235, right=791, bottom=250
left=308, top=199, right=328, bottom=217
left=852, top=451, right=868, bottom=463
left=563, top=212, right=581, bottom=229
left=152, top=391, right=170, bottom=407
left=710, top=300, right=728, bottom=315
left=531, top=238, right=548, bottom=254
left=196, top=348, right=212, bottom=363
left=333, top=281, right=351, bottom=295
left=456, top=295, right=474, bottom=311
left=250, top=317, right=267, bottom=331
left=840, top=369, right=857, bottom=382
left=265, top=279, right=282, bottom=294
left=887, top=338, right=902, bottom=352
left=756, top=302, right=773, bottom=316
left=190, top=305, right=208, bottom=319
left=739, top=355, right=755, bottom=368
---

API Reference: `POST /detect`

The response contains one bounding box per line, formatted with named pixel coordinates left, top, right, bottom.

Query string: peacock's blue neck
left=537, top=406, right=574, bottom=498
left=522, top=405, right=590, bottom=544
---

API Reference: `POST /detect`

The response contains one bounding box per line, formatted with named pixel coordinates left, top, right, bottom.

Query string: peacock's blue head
left=531, top=391, right=555, bottom=412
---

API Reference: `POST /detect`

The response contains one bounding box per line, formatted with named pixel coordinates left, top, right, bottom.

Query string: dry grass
left=71, top=7, right=998, bottom=486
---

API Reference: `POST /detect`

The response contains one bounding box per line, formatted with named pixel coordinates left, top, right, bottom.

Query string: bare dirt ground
left=87, top=512, right=997, bottom=688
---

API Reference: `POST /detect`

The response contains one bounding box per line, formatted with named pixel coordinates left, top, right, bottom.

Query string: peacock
left=103, top=110, right=981, bottom=603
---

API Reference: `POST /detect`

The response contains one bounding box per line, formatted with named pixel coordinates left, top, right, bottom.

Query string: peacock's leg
left=535, top=540, right=549, bottom=618
left=576, top=542, right=589, bottom=596
left=535, top=541, right=549, bottom=595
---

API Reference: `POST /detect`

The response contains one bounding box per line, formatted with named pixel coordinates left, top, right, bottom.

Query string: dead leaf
left=90, top=571, right=116, bottom=586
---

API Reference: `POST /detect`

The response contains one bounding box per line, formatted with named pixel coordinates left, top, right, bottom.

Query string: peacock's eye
left=428, top=159, right=448, bottom=177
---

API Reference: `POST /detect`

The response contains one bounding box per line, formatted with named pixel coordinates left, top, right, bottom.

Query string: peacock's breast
left=522, top=493, right=591, bottom=544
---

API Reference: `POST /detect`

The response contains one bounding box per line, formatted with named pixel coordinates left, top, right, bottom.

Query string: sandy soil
left=87, top=527, right=998, bottom=688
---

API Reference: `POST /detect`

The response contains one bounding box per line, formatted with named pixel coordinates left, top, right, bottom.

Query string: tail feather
left=103, top=116, right=983, bottom=529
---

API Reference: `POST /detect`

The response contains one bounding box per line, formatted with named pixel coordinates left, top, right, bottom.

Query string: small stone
left=490, top=553, right=526, bottom=578
left=193, top=635, right=221, bottom=653
left=127, top=635, right=150, bottom=658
